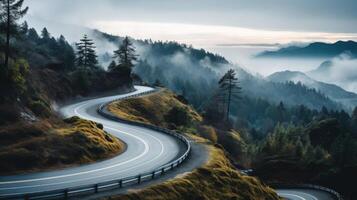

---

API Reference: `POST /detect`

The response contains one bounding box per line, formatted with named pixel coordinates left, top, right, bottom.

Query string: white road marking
left=0, top=93, right=156, bottom=185
left=0, top=128, right=150, bottom=185
left=0, top=126, right=166, bottom=193
left=300, top=192, right=318, bottom=200
left=279, top=193, right=306, bottom=200
left=0, top=86, right=177, bottom=197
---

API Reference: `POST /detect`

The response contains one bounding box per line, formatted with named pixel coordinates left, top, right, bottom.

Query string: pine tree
left=27, top=28, right=39, bottom=42
left=352, top=106, right=357, bottom=132
left=75, top=35, right=98, bottom=69
left=0, top=0, right=28, bottom=71
left=218, top=69, right=242, bottom=121
left=41, top=27, right=50, bottom=40
left=57, top=35, right=75, bottom=71
left=112, top=36, right=137, bottom=71
left=19, top=20, right=27, bottom=35
left=108, top=60, right=116, bottom=71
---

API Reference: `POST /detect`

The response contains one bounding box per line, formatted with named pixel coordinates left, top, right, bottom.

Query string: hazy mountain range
left=256, top=40, right=357, bottom=58
left=86, top=30, right=347, bottom=111
left=25, top=20, right=351, bottom=112
left=268, top=71, right=357, bottom=109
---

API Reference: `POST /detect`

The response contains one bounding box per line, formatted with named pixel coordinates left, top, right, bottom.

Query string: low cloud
left=310, top=54, right=357, bottom=93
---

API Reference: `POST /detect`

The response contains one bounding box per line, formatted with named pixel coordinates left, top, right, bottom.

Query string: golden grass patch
left=104, top=146, right=280, bottom=200
left=0, top=117, right=125, bottom=175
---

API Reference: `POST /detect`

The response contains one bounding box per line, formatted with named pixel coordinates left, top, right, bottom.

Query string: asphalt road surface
left=0, top=86, right=186, bottom=198
left=277, top=189, right=336, bottom=200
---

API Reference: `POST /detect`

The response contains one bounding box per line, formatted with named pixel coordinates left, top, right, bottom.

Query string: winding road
left=277, top=189, right=335, bottom=200
left=0, top=85, right=337, bottom=200
left=0, top=86, right=186, bottom=198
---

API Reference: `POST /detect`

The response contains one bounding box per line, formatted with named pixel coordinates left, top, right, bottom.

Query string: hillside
left=105, top=90, right=279, bottom=200
left=0, top=27, right=133, bottom=175
left=267, top=70, right=357, bottom=109
left=108, top=89, right=250, bottom=165
left=307, top=57, right=357, bottom=97
left=0, top=117, right=125, bottom=175
left=105, top=146, right=279, bottom=200
left=18, top=26, right=343, bottom=112
left=256, top=40, right=357, bottom=58
left=86, top=30, right=343, bottom=111
left=108, top=89, right=202, bottom=128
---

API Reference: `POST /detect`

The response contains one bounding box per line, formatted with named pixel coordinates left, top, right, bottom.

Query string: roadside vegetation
left=0, top=117, right=125, bottom=175
left=108, top=78, right=357, bottom=199
left=108, top=89, right=247, bottom=160
left=104, top=146, right=280, bottom=200
left=0, top=0, right=134, bottom=175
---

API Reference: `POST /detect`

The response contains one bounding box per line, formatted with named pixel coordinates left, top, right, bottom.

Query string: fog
left=205, top=45, right=326, bottom=76
left=24, top=15, right=357, bottom=95
left=309, top=55, right=357, bottom=93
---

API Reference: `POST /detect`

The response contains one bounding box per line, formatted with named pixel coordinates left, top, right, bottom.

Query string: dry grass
left=104, top=89, right=280, bottom=200
left=108, top=90, right=202, bottom=127
left=104, top=146, right=280, bottom=200
left=0, top=117, right=125, bottom=175
left=107, top=89, right=218, bottom=143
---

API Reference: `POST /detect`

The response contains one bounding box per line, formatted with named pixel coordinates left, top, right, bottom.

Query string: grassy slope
left=108, top=89, right=249, bottom=166
left=108, top=89, right=202, bottom=127
left=0, top=117, right=125, bottom=175
left=106, top=89, right=280, bottom=200
left=105, top=147, right=279, bottom=200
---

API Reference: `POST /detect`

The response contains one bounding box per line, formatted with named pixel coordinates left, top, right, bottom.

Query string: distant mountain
left=307, top=56, right=357, bottom=106
left=268, top=70, right=357, bottom=109
left=79, top=29, right=344, bottom=111
left=309, top=60, right=334, bottom=76
left=256, top=41, right=357, bottom=58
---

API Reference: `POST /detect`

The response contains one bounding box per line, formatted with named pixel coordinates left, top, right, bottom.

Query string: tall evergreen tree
left=112, top=36, right=137, bottom=71
left=40, top=27, right=50, bottom=40
left=75, top=35, right=98, bottom=69
left=57, top=35, right=75, bottom=70
left=108, top=60, right=116, bottom=71
left=218, top=69, right=242, bottom=121
left=0, top=0, right=28, bottom=70
left=27, top=28, right=39, bottom=42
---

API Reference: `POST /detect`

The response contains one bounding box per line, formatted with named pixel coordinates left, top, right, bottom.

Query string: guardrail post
left=152, top=171, right=155, bottom=179
left=161, top=168, right=165, bottom=175
left=171, top=163, right=174, bottom=169
left=138, top=175, right=141, bottom=184
left=95, top=184, right=99, bottom=193
left=119, top=180, right=123, bottom=188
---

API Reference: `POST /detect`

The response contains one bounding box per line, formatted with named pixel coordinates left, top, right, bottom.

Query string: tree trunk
left=227, top=78, right=232, bottom=121
left=5, top=0, right=10, bottom=71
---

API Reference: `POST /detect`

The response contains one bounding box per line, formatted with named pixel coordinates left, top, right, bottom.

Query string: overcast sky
left=24, top=0, right=357, bottom=46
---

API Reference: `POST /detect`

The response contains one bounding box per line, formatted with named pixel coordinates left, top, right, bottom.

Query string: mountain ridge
left=257, top=40, right=357, bottom=58
left=268, top=70, right=357, bottom=109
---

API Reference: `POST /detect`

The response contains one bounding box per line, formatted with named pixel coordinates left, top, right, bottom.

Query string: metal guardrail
left=273, top=183, right=344, bottom=200
left=1, top=88, right=191, bottom=200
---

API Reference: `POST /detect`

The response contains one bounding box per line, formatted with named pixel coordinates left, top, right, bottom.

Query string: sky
left=22, top=0, right=357, bottom=82
left=24, top=0, right=357, bottom=46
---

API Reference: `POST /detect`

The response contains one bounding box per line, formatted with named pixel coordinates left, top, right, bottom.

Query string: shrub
left=0, top=105, right=20, bottom=125
left=29, top=100, right=51, bottom=117
left=165, top=106, right=192, bottom=127
left=197, top=125, right=218, bottom=143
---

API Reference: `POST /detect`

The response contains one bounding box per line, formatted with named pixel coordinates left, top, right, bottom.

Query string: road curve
left=0, top=86, right=186, bottom=198
left=277, top=189, right=336, bottom=200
